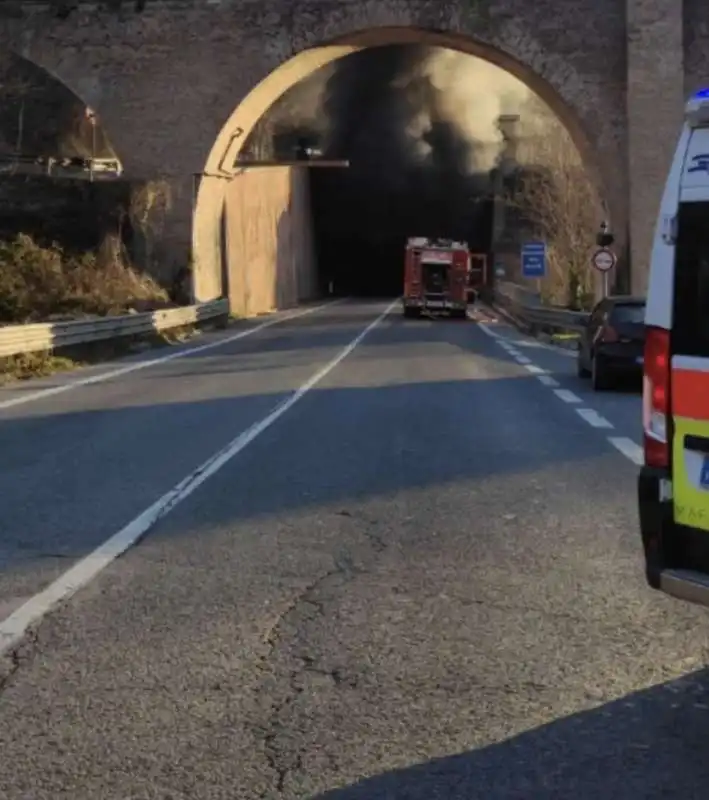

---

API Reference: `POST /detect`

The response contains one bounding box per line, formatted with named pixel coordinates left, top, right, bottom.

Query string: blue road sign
left=521, top=241, right=546, bottom=278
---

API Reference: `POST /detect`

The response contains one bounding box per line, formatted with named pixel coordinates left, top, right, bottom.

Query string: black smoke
left=243, top=44, right=502, bottom=296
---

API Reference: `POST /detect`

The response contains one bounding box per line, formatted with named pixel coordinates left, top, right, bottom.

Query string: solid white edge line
left=576, top=407, right=614, bottom=429
left=0, top=299, right=345, bottom=412
left=608, top=436, right=643, bottom=465
left=0, top=300, right=397, bottom=657
left=553, top=388, right=582, bottom=403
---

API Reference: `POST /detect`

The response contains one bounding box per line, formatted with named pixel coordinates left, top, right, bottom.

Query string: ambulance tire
left=451, top=309, right=467, bottom=320
left=591, top=352, right=612, bottom=391
left=403, top=307, right=420, bottom=319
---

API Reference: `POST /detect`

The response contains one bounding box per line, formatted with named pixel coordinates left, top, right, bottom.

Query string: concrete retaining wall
left=223, top=166, right=318, bottom=317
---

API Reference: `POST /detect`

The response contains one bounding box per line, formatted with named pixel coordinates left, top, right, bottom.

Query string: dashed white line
left=576, top=408, right=614, bottom=429
left=608, top=436, right=643, bottom=465
left=479, top=314, right=644, bottom=463
left=0, top=299, right=344, bottom=412
left=0, top=300, right=398, bottom=657
left=553, top=388, right=582, bottom=404
left=537, top=375, right=560, bottom=387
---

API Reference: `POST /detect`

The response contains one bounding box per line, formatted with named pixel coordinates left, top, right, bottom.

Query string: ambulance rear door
left=669, top=118, right=709, bottom=534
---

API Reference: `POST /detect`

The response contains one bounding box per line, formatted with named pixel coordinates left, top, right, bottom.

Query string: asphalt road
left=1, top=299, right=709, bottom=799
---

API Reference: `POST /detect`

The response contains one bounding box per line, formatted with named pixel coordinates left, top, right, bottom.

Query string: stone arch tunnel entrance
left=192, top=28, right=608, bottom=316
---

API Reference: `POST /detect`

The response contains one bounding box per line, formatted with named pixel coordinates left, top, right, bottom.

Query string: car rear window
left=611, top=304, right=645, bottom=324
left=673, top=201, right=709, bottom=357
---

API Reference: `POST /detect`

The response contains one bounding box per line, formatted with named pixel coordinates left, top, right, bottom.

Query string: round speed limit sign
left=592, top=247, right=616, bottom=272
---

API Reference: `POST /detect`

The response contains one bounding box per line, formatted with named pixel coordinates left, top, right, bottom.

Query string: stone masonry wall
left=626, top=0, right=685, bottom=296
left=0, top=0, right=629, bottom=299
left=0, top=0, right=692, bottom=297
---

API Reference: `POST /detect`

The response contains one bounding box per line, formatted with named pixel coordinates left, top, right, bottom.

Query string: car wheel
left=591, top=352, right=612, bottom=391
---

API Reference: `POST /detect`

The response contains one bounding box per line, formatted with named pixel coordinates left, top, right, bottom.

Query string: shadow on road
left=0, top=300, right=635, bottom=587
left=312, top=667, right=709, bottom=798
left=0, top=371, right=619, bottom=569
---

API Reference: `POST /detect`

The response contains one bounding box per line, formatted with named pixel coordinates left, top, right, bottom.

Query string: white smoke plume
left=412, top=48, right=532, bottom=171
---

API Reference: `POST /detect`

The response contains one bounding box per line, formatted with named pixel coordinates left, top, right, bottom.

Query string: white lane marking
left=537, top=375, right=560, bottom=387
left=576, top=408, right=614, bottom=429
left=479, top=318, right=577, bottom=358
left=477, top=322, right=500, bottom=338
left=553, top=388, right=582, bottom=404
left=0, top=300, right=343, bottom=412
left=482, top=315, right=640, bottom=459
left=0, top=300, right=397, bottom=657
left=608, top=436, right=643, bottom=465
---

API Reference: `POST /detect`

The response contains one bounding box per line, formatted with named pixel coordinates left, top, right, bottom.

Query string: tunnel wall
left=223, top=166, right=318, bottom=316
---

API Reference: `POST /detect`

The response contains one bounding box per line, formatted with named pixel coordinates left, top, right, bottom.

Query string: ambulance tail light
left=642, top=327, right=670, bottom=468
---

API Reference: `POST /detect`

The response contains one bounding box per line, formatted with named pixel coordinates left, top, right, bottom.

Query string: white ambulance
left=639, top=88, right=709, bottom=606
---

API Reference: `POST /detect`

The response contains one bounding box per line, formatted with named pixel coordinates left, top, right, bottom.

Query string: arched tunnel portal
left=193, top=27, right=610, bottom=316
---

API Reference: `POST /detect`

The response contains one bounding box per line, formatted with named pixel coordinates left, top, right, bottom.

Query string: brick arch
left=193, top=25, right=617, bottom=301
left=2, top=49, right=121, bottom=164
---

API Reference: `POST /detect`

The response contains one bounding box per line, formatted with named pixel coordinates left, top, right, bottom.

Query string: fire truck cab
left=402, top=237, right=469, bottom=319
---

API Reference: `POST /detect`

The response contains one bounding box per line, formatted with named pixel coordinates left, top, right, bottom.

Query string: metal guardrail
left=0, top=298, right=229, bottom=358
left=0, top=155, right=122, bottom=180
left=491, top=283, right=590, bottom=334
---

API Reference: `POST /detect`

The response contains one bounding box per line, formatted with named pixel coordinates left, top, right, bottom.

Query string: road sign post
left=592, top=247, right=617, bottom=297
left=521, top=242, right=546, bottom=291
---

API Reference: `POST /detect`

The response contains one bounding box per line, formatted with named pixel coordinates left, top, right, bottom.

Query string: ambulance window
left=672, top=201, right=709, bottom=356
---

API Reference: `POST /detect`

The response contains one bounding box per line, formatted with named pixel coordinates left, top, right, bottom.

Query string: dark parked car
left=577, top=295, right=646, bottom=390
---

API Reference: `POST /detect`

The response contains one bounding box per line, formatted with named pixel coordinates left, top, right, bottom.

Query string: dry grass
left=0, top=233, right=169, bottom=324
left=0, top=352, right=78, bottom=384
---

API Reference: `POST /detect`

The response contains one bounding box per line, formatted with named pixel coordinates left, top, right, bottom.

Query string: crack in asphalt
left=257, top=517, right=389, bottom=797
left=259, top=561, right=351, bottom=796
left=0, top=628, right=38, bottom=698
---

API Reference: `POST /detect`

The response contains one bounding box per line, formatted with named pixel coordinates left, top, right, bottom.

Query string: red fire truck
left=402, top=237, right=470, bottom=319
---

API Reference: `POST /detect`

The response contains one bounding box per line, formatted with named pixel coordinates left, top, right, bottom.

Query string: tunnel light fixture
left=686, top=89, right=709, bottom=128
left=232, top=158, right=350, bottom=168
